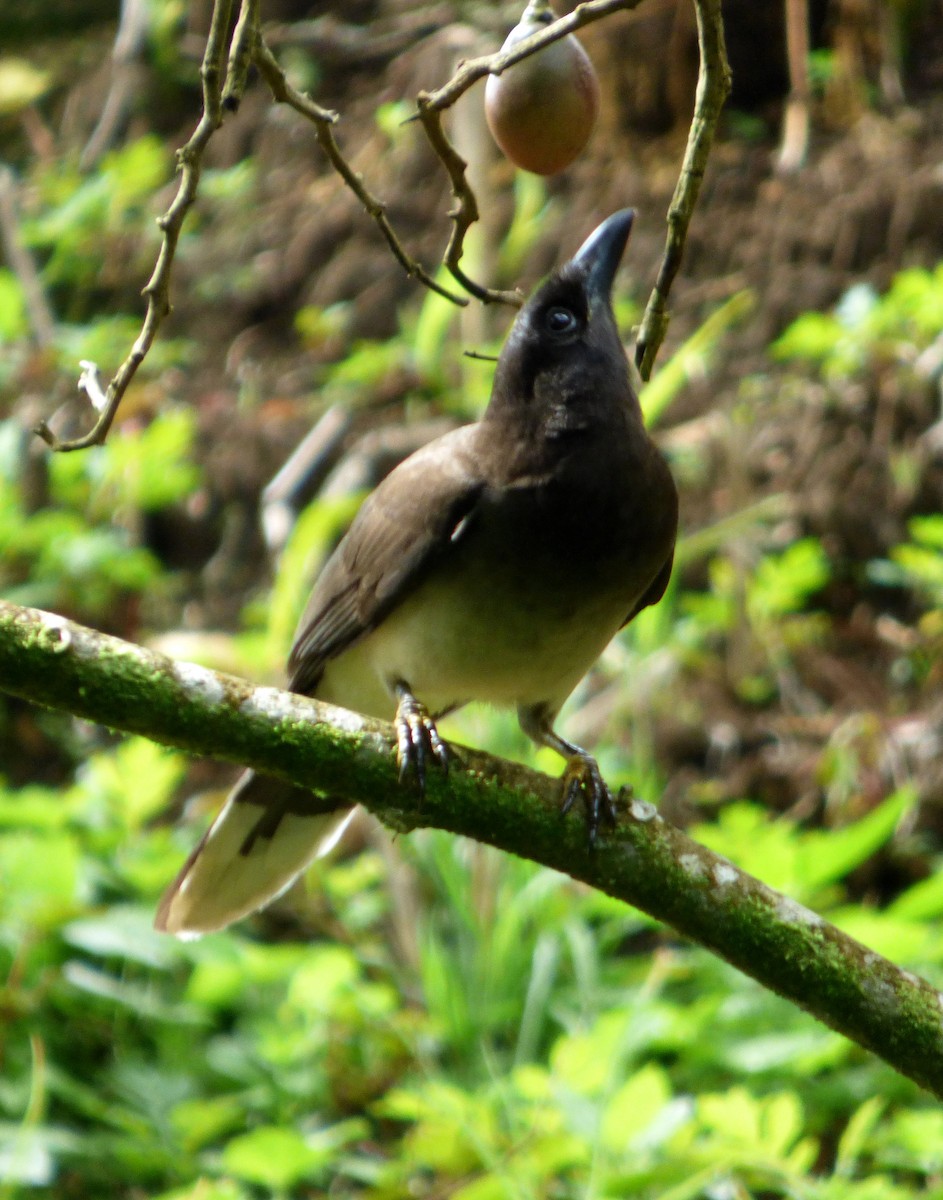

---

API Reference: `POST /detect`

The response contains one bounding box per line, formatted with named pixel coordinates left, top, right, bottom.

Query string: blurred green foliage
left=0, top=408, right=198, bottom=624
left=873, top=516, right=943, bottom=610
left=2, top=740, right=942, bottom=1199
left=772, top=268, right=943, bottom=379
left=23, top=136, right=170, bottom=302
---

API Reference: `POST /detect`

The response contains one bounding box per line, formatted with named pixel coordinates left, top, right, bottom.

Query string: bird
left=156, top=208, right=678, bottom=937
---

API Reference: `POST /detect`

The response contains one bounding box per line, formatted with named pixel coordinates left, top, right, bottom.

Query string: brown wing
left=287, top=426, right=485, bottom=695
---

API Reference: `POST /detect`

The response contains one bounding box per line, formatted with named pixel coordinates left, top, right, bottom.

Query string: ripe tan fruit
left=484, top=1, right=600, bottom=176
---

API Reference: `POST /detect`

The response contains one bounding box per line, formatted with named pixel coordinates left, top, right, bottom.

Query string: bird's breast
left=315, top=443, right=675, bottom=721
left=316, top=555, right=630, bottom=720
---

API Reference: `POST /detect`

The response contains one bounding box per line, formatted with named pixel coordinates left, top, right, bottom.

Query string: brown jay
left=157, top=209, right=678, bottom=936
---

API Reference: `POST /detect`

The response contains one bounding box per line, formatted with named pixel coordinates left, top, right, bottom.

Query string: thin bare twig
left=264, top=8, right=453, bottom=64
left=420, top=0, right=640, bottom=110
left=35, top=0, right=237, bottom=452
left=80, top=0, right=150, bottom=169
left=414, top=103, right=523, bottom=307
left=777, top=0, right=811, bottom=174
left=634, top=0, right=731, bottom=379
left=252, top=38, right=468, bottom=306
left=221, top=0, right=260, bottom=112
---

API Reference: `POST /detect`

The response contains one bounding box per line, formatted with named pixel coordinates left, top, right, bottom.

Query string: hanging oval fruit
left=484, top=0, right=600, bottom=176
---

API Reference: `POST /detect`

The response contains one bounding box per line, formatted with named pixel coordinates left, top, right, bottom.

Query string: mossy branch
left=1, top=598, right=941, bottom=1098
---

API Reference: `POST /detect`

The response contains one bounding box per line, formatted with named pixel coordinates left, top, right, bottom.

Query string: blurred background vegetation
left=2, top=0, right=943, bottom=1196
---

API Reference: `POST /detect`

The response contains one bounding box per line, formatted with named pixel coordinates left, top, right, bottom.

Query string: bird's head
left=488, top=208, right=639, bottom=432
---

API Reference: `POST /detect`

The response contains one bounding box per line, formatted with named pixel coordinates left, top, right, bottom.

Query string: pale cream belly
left=315, top=566, right=630, bottom=721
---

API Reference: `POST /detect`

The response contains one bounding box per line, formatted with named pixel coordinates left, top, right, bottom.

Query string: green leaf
left=221, top=1126, right=330, bottom=1189
left=549, top=1011, right=634, bottom=1097
left=908, top=514, right=943, bottom=550
left=498, top=171, right=551, bottom=278
left=747, top=537, right=831, bottom=622
left=61, top=961, right=197, bottom=1023
left=761, top=1090, right=804, bottom=1157
left=266, top=490, right=364, bottom=662
left=828, top=908, right=936, bottom=964
left=72, top=738, right=187, bottom=832
left=0, top=831, right=82, bottom=928
left=694, top=789, right=914, bottom=904
left=154, top=1181, right=249, bottom=1200
left=834, top=1096, right=885, bottom=1175
left=0, top=58, right=51, bottom=113
left=63, top=907, right=180, bottom=970
left=797, top=787, right=916, bottom=895
left=875, top=1107, right=943, bottom=1174
left=169, top=1096, right=247, bottom=1154
left=889, top=866, right=943, bottom=921
left=772, top=310, right=847, bottom=363
left=451, top=1176, right=514, bottom=1200
left=600, top=1063, right=674, bottom=1151
left=285, top=945, right=360, bottom=1011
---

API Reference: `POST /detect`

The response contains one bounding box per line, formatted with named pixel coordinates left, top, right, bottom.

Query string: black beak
left=570, top=208, right=635, bottom=304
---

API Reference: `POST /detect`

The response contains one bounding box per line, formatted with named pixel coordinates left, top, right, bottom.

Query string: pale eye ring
left=545, top=306, right=577, bottom=334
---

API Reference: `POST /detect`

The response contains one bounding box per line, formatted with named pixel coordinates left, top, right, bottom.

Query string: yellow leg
left=394, top=681, right=449, bottom=796
left=519, top=703, right=618, bottom=843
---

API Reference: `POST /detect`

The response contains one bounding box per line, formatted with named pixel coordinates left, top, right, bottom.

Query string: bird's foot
left=394, top=687, right=449, bottom=797
left=560, top=753, right=618, bottom=845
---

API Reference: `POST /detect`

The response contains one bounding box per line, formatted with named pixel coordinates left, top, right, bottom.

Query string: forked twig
left=0, top=166, right=57, bottom=348
left=41, top=0, right=729, bottom=450
left=251, top=39, right=466, bottom=306
left=35, top=0, right=236, bottom=452
left=413, top=102, right=522, bottom=307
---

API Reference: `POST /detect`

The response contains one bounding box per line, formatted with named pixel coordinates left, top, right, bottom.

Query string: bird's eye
left=545, top=306, right=578, bottom=335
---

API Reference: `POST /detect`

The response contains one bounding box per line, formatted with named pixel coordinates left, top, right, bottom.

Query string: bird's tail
left=155, top=769, right=354, bottom=937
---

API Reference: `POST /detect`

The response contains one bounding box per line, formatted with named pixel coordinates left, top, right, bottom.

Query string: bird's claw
left=560, top=754, right=617, bottom=845
left=395, top=690, right=449, bottom=797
